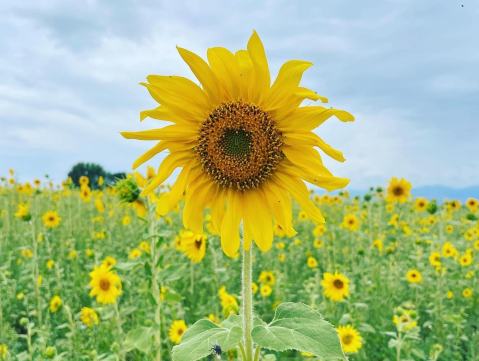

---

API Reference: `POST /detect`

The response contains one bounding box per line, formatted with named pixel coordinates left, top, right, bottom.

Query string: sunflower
left=121, top=31, right=353, bottom=257
left=428, top=252, right=441, bottom=267
left=42, top=210, right=61, bottom=229
left=341, top=214, right=360, bottom=232
left=0, top=344, right=8, bottom=359
left=88, top=265, right=122, bottom=304
left=466, top=197, right=479, bottom=212
left=80, top=307, right=99, bottom=328
left=462, top=288, right=473, bottom=298
left=169, top=320, right=187, bottom=344
left=337, top=325, right=363, bottom=354
left=414, top=197, right=428, bottom=212
left=80, top=185, right=92, bottom=202
left=49, top=295, right=62, bottom=313
left=307, top=256, right=318, bottom=268
left=321, top=272, right=350, bottom=302
left=260, top=284, right=272, bottom=297
left=459, top=252, right=473, bottom=266
left=442, top=242, right=457, bottom=258
left=258, top=271, right=276, bottom=286
left=406, top=269, right=422, bottom=284
left=15, top=203, right=30, bottom=221
left=386, top=178, right=411, bottom=203
left=180, top=232, right=207, bottom=263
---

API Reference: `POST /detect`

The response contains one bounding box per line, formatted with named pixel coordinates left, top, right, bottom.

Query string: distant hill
left=412, top=185, right=479, bottom=201
left=323, top=185, right=479, bottom=202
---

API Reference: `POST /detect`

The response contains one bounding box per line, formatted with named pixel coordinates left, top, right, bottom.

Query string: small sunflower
left=307, top=256, right=318, bottom=268
left=121, top=31, right=353, bottom=257
left=42, top=210, right=61, bottom=229
left=260, top=284, right=272, bottom=298
left=337, top=325, right=363, bottom=354
left=386, top=178, right=411, bottom=203
left=406, top=269, right=422, bottom=284
left=80, top=307, right=99, bottom=328
left=49, top=295, right=62, bottom=313
left=180, top=232, right=207, bottom=263
left=258, top=271, right=276, bottom=286
left=466, top=197, right=478, bottom=212
left=414, top=197, right=428, bottom=212
left=341, top=214, right=360, bottom=232
left=321, top=272, right=350, bottom=302
left=88, top=265, right=122, bottom=304
left=169, top=320, right=187, bottom=344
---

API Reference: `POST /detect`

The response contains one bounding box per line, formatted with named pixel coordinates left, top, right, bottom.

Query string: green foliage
left=252, top=303, right=346, bottom=361
left=172, top=315, right=242, bottom=361
left=67, top=162, right=107, bottom=189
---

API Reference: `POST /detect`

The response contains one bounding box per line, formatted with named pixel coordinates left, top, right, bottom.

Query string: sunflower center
left=342, top=334, right=353, bottom=345
left=333, top=279, right=344, bottom=289
left=197, top=101, right=283, bottom=191
left=392, top=186, right=404, bottom=196
left=195, top=239, right=202, bottom=250
left=99, top=279, right=111, bottom=291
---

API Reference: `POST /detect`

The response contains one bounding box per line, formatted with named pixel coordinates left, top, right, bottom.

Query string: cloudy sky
left=1, top=0, right=478, bottom=189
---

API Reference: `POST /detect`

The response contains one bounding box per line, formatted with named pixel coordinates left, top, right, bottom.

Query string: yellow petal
left=132, top=142, right=168, bottom=169
left=141, top=151, right=192, bottom=195
left=176, top=46, right=221, bottom=105
left=146, top=75, right=211, bottom=114
left=283, top=132, right=345, bottom=162
left=263, top=182, right=296, bottom=237
left=273, top=171, right=325, bottom=224
left=183, top=176, right=214, bottom=233
left=207, top=47, right=241, bottom=100
left=121, top=125, right=197, bottom=141
left=265, top=60, right=312, bottom=109
left=220, top=191, right=241, bottom=257
left=247, top=31, right=270, bottom=102
left=242, top=190, right=273, bottom=252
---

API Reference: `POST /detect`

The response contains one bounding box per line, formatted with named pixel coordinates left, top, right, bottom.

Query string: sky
left=1, top=0, right=478, bottom=190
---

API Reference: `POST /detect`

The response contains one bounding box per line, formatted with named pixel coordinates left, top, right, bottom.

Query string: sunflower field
left=1, top=171, right=478, bottom=361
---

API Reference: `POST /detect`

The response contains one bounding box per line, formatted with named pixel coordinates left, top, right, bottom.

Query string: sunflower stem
left=148, top=201, right=163, bottom=361
left=241, top=244, right=254, bottom=361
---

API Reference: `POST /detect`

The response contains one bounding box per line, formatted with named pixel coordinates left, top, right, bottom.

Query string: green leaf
left=172, top=315, right=243, bottom=361
left=124, top=326, right=155, bottom=353
left=252, top=302, right=346, bottom=361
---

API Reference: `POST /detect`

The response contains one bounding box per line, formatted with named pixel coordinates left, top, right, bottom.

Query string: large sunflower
left=122, top=32, right=353, bottom=257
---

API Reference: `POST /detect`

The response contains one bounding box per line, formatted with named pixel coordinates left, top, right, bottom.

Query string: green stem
left=113, top=303, right=125, bottom=361
left=149, top=203, right=162, bottom=361
left=241, top=245, right=254, bottom=361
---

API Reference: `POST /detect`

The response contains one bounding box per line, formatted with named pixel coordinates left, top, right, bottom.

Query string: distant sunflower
left=406, top=269, right=422, bottom=284
left=341, top=214, right=360, bottom=232
left=169, top=320, right=187, bottom=344
left=414, top=197, right=428, bottom=212
left=49, top=295, right=62, bottom=313
left=42, top=211, right=61, bottom=229
left=181, top=232, right=207, bottom=263
left=337, top=325, right=363, bottom=354
left=466, top=197, right=478, bottom=212
left=89, top=265, right=122, bottom=304
left=386, top=178, right=411, bottom=203
left=80, top=307, right=99, bottom=328
left=121, top=31, right=353, bottom=257
left=321, top=272, right=350, bottom=302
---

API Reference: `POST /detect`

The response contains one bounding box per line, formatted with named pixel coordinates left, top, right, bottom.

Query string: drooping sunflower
left=42, top=210, right=61, bottom=229
left=121, top=32, right=353, bottom=257
left=321, top=272, right=350, bottom=302
left=88, top=265, right=122, bottom=304
left=337, top=325, right=363, bottom=354
left=386, top=177, right=412, bottom=203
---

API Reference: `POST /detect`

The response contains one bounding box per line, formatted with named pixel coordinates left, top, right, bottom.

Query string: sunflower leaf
left=172, top=315, right=243, bottom=361
left=252, top=302, right=346, bottom=361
